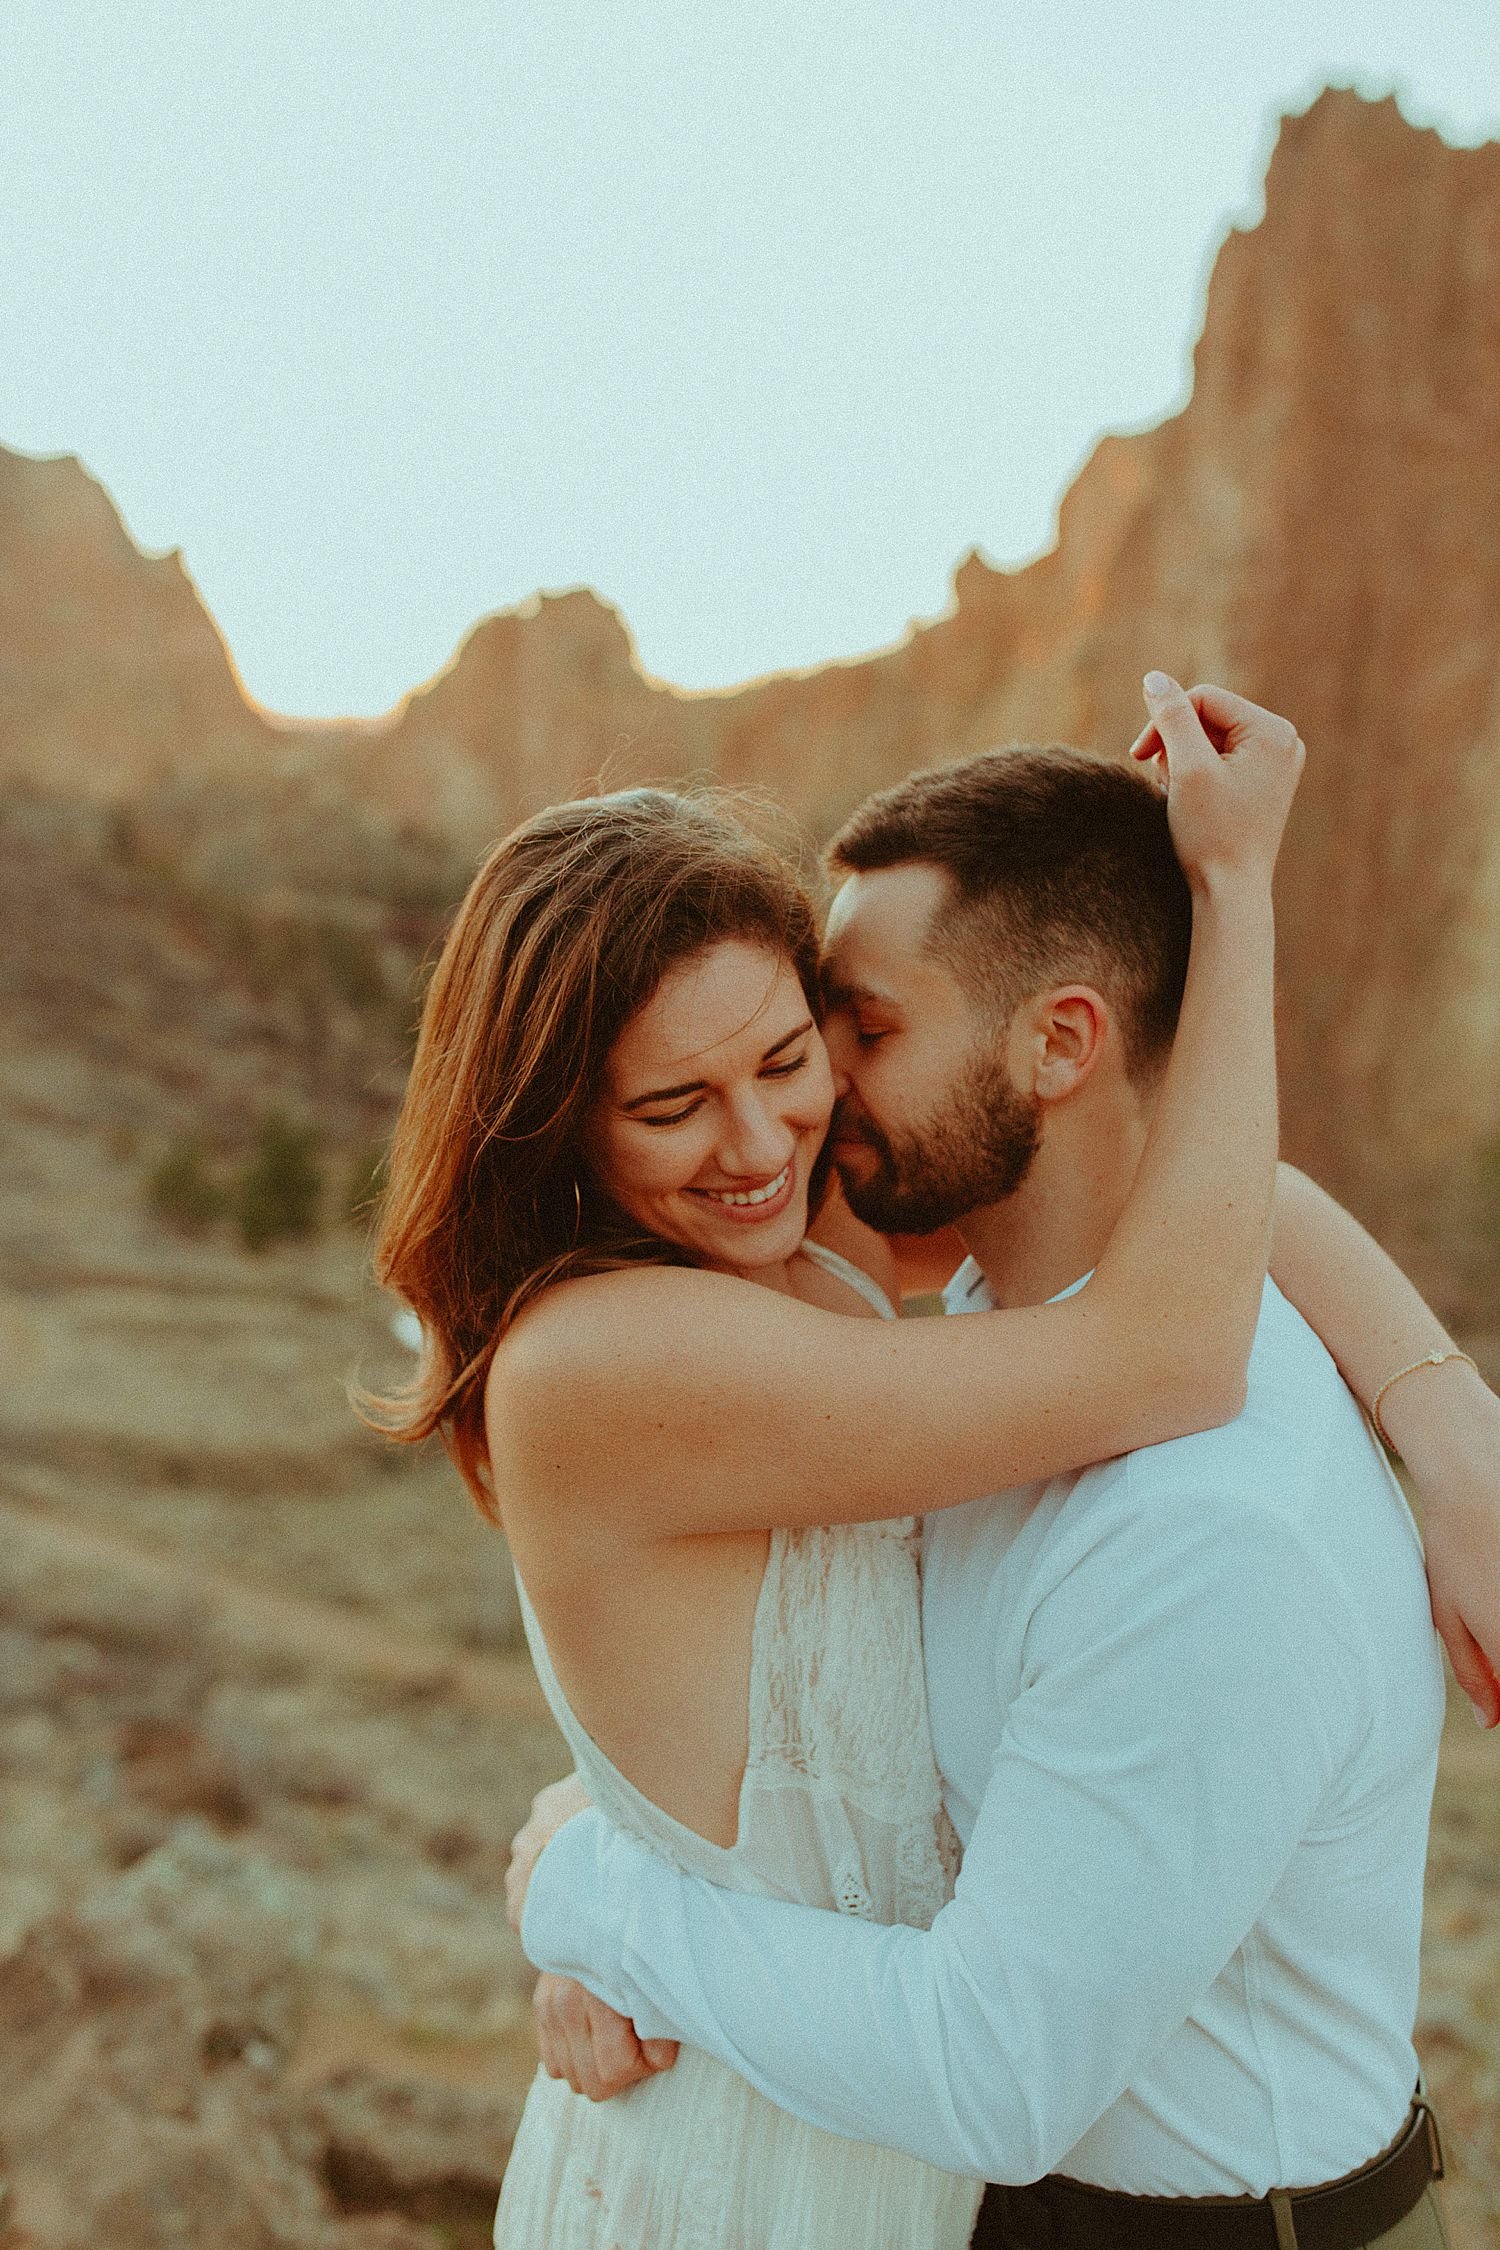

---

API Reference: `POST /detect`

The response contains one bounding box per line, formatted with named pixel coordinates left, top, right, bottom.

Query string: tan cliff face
left=3, top=87, right=1498, bottom=1298
left=1040, top=91, right=1500, bottom=1254
left=0, top=446, right=280, bottom=799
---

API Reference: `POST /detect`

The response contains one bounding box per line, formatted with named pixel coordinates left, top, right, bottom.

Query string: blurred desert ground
left=1, top=1199, right=1496, bottom=2248
left=3, top=81, right=1500, bottom=2250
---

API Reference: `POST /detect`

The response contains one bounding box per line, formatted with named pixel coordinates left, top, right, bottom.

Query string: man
left=513, top=685, right=1477, bottom=2246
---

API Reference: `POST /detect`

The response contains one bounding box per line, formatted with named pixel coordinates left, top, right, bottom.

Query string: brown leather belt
left=971, top=2099, right=1444, bottom=2250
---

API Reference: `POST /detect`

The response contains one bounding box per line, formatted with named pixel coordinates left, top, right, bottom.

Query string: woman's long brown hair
left=359, top=788, right=823, bottom=1518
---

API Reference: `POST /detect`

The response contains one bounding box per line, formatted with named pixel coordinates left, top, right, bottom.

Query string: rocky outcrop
left=0, top=1844, right=513, bottom=2250
left=1002, top=91, right=1500, bottom=1261
left=0, top=447, right=276, bottom=801
left=358, top=589, right=713, bottom=840
left=0, top=450, right=460, bottom=909
left=0, top=1495, right=551, bottom=2250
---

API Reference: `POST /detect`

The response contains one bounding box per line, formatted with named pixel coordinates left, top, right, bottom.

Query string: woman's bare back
left=492, top=1236, right=897, bottom=1845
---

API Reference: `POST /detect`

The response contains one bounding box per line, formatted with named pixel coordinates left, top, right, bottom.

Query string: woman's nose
left=718, top=1091, right=796, bottom=1178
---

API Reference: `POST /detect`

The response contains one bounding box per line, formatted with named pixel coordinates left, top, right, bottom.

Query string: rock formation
left=3, top=87, right=1499, bottom=1295
left=0, top=446, right=276, bottom=801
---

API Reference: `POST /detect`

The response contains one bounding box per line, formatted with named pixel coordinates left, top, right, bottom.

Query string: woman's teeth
left=700, top=1163, right=791, bottom=1209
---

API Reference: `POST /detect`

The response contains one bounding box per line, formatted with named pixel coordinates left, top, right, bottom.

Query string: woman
left=365, top=687, right=1477, bottom=2248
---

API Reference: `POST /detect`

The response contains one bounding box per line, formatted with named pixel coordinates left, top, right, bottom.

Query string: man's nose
left=821, top=1014, right=857, bottom=1088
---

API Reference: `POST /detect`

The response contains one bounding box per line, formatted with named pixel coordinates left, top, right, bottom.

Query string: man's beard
left=832, top=1054, right=1042, bottom=1236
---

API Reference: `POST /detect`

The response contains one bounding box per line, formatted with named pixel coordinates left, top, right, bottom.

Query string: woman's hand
left=506, top=1771, right=594, bottom=1931
left=532, top=1973, right=680, bottom=2102
left=1130, top=677, right=1305, bottom=892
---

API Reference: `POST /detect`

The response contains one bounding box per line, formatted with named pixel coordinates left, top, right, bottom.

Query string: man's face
left=820, top=864, right=1042, bottom=1234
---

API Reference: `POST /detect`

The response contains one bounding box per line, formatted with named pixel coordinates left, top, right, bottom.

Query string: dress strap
left=797, top=1239, right=899, bottom=1322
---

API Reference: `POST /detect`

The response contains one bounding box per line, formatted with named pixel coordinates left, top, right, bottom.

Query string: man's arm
left=506, top=1773, right=679, bottom=2101
left=523, top=1480, right=1360, bottom=2180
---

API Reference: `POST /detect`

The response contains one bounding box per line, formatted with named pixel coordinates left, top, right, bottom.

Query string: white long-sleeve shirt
left=523, top=1275, right=1445, bottom=2191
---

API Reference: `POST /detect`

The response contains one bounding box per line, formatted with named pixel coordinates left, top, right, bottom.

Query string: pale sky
left=4, top=1, right=1498, bottom=718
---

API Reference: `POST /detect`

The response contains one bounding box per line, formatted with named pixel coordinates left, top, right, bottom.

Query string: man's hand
left=532, top=1972, right=680, bottom=2101
left=507, top=1772, right=594, bottom=1932
left=509, top=1775, right=681, bottom=2099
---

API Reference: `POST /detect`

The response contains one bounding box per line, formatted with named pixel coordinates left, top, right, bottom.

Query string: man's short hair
left=827, top=746, right=1192, bottom=1083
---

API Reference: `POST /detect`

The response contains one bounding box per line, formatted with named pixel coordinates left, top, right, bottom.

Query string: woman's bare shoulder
left=488, top=1265, right=800, bottom=1415
left=484, top=1263, right=841, bottom=1510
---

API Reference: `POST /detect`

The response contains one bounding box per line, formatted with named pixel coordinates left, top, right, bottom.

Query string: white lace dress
left=493, top=1243, right=983, bottom=2250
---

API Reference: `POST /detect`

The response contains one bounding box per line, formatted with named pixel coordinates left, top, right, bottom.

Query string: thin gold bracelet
left=1370, top=1350, right=1478, bottom=1450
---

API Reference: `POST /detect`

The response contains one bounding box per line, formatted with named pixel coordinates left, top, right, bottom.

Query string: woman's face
left=591, top=940, right=836, bottom=1272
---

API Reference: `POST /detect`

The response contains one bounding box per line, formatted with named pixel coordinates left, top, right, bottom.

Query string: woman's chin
left=690, top=1190, right=809, bottom=1270
left=732, top=1216, right=807, bottom=1269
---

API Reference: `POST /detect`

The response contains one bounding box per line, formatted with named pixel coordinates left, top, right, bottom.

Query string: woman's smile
left=687, top=1157, right=796, bottom=1221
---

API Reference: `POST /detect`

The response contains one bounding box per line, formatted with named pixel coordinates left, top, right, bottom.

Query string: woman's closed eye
left=639, top=1053, right=810, bottom=1128
left=639, top=1104, right=703, bottom=1127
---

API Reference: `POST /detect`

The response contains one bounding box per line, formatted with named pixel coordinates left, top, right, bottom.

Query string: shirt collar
left=941, top=1255, right=1092, bottom=1315
left=942, top=1256, right=991, bottom=1314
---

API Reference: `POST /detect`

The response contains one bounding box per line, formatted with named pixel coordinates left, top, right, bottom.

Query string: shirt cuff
left=520, top=1807, right=679, bottom=2044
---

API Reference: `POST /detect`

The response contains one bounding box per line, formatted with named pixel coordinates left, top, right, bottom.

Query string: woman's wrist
left=1186, top=861, right=1279, bottom=914
left=1379, top=1356, right=1496, bottom=1482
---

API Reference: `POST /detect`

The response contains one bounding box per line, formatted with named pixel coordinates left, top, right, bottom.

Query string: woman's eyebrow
left=622, top=1019, right=815, bottom=1111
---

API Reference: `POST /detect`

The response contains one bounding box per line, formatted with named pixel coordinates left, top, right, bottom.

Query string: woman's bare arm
left=1270, top=1162, right=1500, bottom=1724
left=1270, top=1163, right=1460, bottom=1404
left=488, top=682, right=1302, bottom=1539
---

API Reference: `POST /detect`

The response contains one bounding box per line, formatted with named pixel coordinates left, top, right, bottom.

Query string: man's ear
left=1009, top=987, right=1111, bottom=1103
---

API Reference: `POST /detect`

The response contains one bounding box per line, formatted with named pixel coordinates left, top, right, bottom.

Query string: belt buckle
left=1413, top=2097, right=1446, bottom=2182
left=1267, top=2188, right=1300, bottom=2250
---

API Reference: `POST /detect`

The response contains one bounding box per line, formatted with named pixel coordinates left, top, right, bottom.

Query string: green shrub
left=147, top=1138, right=228, bottom=1233
left=234, top=1111, right=324, bottom=1252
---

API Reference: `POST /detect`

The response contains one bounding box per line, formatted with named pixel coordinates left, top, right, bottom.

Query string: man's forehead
left=821, top=863, right=953, bottom=988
